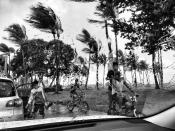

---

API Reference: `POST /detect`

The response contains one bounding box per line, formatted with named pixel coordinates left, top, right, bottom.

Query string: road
left=27, top=103, right=107, bottom=120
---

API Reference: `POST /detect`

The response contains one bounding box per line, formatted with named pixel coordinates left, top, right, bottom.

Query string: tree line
left=1, top=0, right=175, bottom=90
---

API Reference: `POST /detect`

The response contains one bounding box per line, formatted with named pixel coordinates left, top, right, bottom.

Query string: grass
left=45, top=88, right=175, bottom=116
left=17, top=84, right=175, bottom=116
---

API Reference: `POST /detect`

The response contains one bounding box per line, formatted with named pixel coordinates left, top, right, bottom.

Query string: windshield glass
left=0, top=0, right=175, bottom=129
left=0, top=79, right=16, bottom=97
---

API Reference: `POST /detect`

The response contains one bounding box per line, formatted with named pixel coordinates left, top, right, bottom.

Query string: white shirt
left=111, top=79, right=123, bottom=95
left=28, top=86, right=45, bottom=104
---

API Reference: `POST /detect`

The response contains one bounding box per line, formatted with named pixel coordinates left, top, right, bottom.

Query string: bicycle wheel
left=78, top=101, right=89, bottom=113
left=108, top=100, right=120, bottom=115
left=66, top=101, right=74, bottom=112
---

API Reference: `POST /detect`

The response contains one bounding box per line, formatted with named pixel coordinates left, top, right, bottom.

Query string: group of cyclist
left=106, top=38, right=136, bottom=114
left=25, top=38, right=136, bottom=118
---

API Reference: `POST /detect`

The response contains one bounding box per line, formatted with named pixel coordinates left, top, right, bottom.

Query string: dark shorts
left=33, top=103, right=45, bottom=115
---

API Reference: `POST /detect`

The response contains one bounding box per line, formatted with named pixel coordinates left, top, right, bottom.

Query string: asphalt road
left=27, top=104, right=106, bottom=120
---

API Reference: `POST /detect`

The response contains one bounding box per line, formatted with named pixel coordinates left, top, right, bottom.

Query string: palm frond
left=0, top=43, right=9, bottom=53
left=77, top=29, right=92, bottom=44
left=4, top=24, right=27, bottom=44
left=76, top=34, right=89, bottom=43
left=98, top=53, right=107, bottom=65
left=26, top=3, right=55, bottom=32
left=82, top=29, right=91, bottom=39
left=88, top=19, right=105, bottom=25
left=26, top=2, right=63, bottom=36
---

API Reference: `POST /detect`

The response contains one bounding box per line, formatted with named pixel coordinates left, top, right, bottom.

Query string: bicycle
left=107, top=93, right=141, bottom=117
left=66, top=90, right=89, bottom=114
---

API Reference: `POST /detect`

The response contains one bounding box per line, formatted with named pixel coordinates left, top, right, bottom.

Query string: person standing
left=106, top=38, right=114, bottom=111
left=26, top=80, right=47, bottom=118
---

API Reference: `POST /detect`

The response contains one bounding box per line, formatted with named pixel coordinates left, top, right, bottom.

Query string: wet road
left=28, top=104, right=106, bottom=120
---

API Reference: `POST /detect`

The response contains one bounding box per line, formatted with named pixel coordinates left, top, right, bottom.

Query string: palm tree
left=0, top=43, right=15, bottom=76
left=90, top=40, right=101, bottom=90
left=138, top=60, right=149, bottom=85
left=26, top=2, right=63, bottom=39
left=77, top=29, right=98, bottom=89
left=154, top=62, right=162, bottom=87
left=77, top=56, right=86, bottom=82
left=89, top=0, right=120, bottom=70
left=4, top=24, right=28, bottom=80
left=99, top=53, right=107, bottom=88
left=126, top=51, right=139, bottom=87
left=26, top=2, right=63, bottom=93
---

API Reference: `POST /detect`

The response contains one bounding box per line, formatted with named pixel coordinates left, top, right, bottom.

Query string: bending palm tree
left=26, top=2, right=63, bottom=93
left=4, top=24, right=28, bottom=79
left=77, top=29, right=98, bottom=89
left=0, top=43, right=15, bottom=76
left=26, top=2, right=63, bottom=39
left=138, top=60, right=149, bottom=85
left=90, top=40, right=101, bottom=90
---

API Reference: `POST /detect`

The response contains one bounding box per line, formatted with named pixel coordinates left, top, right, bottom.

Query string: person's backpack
left=34, top=91, right=45, bottom=104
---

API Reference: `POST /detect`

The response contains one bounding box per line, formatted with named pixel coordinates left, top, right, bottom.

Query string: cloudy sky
left=1, top=0, right=175, bottom=85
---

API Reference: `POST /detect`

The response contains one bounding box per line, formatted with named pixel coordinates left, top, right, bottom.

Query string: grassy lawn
left=18, top=84, right=175, bottom=116
left=46, top=88, right=175, bottom=116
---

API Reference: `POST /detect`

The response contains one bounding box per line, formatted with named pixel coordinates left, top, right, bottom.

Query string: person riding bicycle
left=107, top=68, right=135, bottom=114
left=70, top=79, right=82, bottom=101
left=26, top=80, right=47, bottom=118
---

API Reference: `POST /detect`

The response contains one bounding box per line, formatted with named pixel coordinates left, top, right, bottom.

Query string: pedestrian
left=26, top=80, right=47, bottom=118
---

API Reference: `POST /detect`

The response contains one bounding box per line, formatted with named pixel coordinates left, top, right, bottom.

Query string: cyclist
left=70, top=78, right=82, bottom=101
left=108, top=68, right=135, bottom=114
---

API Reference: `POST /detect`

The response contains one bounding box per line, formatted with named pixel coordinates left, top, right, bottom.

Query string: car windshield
left=0, top=0, right=175, bottom=129
left=0, top=79, right=16, bottom=97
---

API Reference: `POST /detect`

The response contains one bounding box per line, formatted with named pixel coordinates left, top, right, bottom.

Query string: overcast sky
left=1, top=0, right=175, bottom=85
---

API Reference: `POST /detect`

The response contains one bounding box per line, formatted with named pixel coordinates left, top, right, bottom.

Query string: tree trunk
left=139, top=71, right=142, bottom=85
left=134, top=69, right=137, bottom=88
left=159, top=49, right=163, bottom=88
left=21, top=50, right=27, bottom=85
left=52, top=33, right=60, bottom=93
left=123, top=63, right=126, bottom=80
left=85, top=54, right=90, bottom=90
left=55, top=47, right=59, bottom=93
left=112, top=19, right=119, bottom=72
left=4, top=55, right=7, bottom=76
left=96, top=60, right=99, bottom=90
left=103, top=65, right=106, bottom=88
left=143, top=71, right=145, bottom=85
left=145, top=70, right=150, bottom=85
left=48, top=72, right=56, bottom=88
left=152, top=52, right=160, bottom=89
left=105, top=20, right=109, bottom=39
left=114, top=30, right=119, bottom=71
left=9, top=54, right=11, bottom=75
